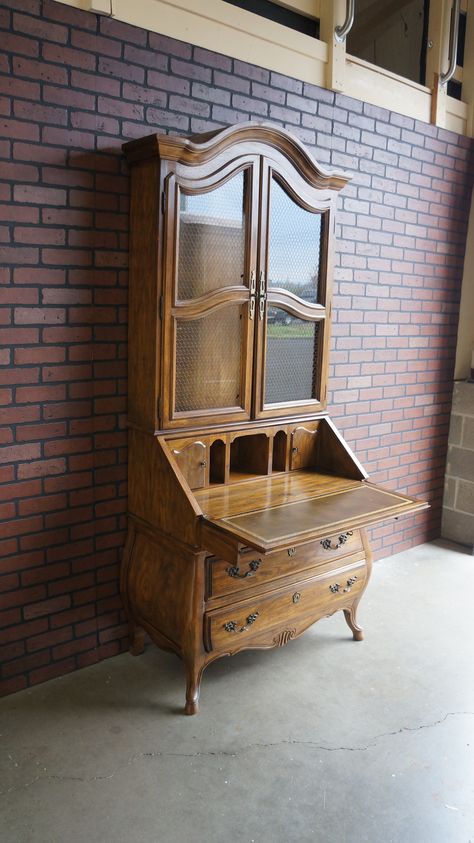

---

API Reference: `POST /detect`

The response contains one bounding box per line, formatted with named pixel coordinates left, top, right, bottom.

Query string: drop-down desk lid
left=197, top=472, right=428, bottom=556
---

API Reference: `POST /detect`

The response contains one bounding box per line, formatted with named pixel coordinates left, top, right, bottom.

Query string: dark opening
left=272, top=430, right=287, bottom=472
left=210, top=439, right=226, bottom=484
left=348, top=0, right=429, bottom=86
left=457, top=10, right=466, bottom=67
left=223, top=0, right=319, bottom=38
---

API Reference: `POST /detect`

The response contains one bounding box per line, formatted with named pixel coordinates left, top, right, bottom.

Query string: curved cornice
left=123, top=121, right=352, bottom=192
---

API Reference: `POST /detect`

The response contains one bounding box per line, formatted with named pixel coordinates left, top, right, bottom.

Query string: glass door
left=254, top=166, right=333, bottom=419
left=162, top=158, right=259, bottom=428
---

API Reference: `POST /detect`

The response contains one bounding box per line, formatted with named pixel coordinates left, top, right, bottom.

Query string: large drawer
left=204, top=555, right=367, bottom=653
left=205, top=529, right=363, bottom=601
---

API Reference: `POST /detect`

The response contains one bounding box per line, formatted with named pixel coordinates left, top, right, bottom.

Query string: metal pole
left=335, top=0, right=355, bottom=43
left=440, top=0, right=461, bottom=86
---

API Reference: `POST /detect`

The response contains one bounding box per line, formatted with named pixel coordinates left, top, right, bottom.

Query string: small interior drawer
left=205, top=529, right=363, bottom=601
left=168, top=438, right=208, bottom=489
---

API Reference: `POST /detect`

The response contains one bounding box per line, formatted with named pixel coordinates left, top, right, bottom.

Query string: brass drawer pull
left=287, top=547, right=296, bottom=557
left=292, top=592, right=301, bottom=603
left=226, top=559, right=261, bottom=579
left=320, top=531, right=353, bottom=551
left=329, top=575, right=358, bottom=594
left=223, top=612, right=259, bottom=634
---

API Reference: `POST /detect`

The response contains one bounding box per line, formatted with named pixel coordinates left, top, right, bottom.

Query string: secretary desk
left=122, top=123, right=427, bottom=714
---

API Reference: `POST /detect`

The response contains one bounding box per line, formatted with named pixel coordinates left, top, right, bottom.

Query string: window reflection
left=268, top=179, right=323, bottom=304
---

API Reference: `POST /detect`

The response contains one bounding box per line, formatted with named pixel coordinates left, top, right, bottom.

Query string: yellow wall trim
left=53, top=0, right=470, bottom=136
left=114, top=0, right=327, bottom=86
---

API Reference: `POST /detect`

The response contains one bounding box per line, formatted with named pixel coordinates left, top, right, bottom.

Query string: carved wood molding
left=123, top=122, right=352, bottom=192
left=273, top=628, right=297, bottom=647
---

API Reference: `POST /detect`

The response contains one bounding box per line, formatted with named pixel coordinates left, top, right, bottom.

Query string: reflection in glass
left=268, top=178, right=323, bottom=303
left=178, top=172, right=246, bottom=300
left=175, top=305, right=243, bottom=413
left=265, top=308, right=320, bottom=404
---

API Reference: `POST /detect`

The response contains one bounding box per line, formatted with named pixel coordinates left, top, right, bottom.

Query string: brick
left=17, top=457, right=66, bottom=479
left=28, top=657, right=76, bottom=687
left=0, top=117, right=39, bottom=141
left=2, top=31, right=39, bottom=57
left=0, top=245, right=39, bottom=264
left=43, top=85, right=96, bottom=112
left=13, top=11, right=68, bottom=43
left=0, top=676, right=28, bottom=696
left=24, top=595, right=70, bottom=621
left=42, top=126, right=96, bottom=149
left=0, top=641, right=25, bottom=664
left=14, top=267, right=65, bottom=285
left=19, top=492, right=67, bottom=517
left=0, top=442, right=40, bottom=464
left=71, top=109, right=119, bottom=135
left=15, top=226, right=65, bottom=245
left=53, top=632, right=98, bottom=661
left=1, top=161, right=39, bottom=182
left=0, top=206, right=38, bottom=225
left=12, top=56, right=67, bottom=84
left=14, top=100, right=68, bottom=126
left=0, top=606, right=22, bottom=629
left=14, top=307, right=65, bottom=325
left=0, top=287, right=38, bottom=304
left=2, top=617, right=48, bottom=644
left=2, top=581, right=45, bottom=611
left=14, top=184, right=66, bottom=205
left=26, top=625, right=73, bottom=653
left=99, top=56, right=144, bottom=83
left=0, top=406, right=40, bottom=426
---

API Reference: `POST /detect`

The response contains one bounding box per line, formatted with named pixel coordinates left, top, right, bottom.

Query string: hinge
left=157, top=396, right=162, bottom=419
left=159, top=295, right=163, bottom=320
left=161, top=190, right=166, bottom=214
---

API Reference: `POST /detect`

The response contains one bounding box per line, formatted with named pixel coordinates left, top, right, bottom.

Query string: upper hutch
left=122, top=124, right=427, bottom=714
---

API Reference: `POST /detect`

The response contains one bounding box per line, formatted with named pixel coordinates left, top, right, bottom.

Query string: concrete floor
left=1, top=541, right=473, bottom=843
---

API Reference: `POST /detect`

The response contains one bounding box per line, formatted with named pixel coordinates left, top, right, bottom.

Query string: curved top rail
left=123, top=121, right=352, bottom=192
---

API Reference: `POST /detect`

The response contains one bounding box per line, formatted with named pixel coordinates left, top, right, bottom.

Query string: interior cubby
left=209, top=439, right=226, bottom=484
left=229, top=433, right=270, bottom=479
left=272, top=430, right=288, bottom=472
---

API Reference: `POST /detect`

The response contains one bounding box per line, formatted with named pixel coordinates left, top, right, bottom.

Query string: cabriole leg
left=184, top=661, right=203, bottom=716
left=343, top=607, right=364, bottom=641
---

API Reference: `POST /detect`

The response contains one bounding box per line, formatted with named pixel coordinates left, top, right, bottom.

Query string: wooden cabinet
left=122, top=124, right=428, bottom=714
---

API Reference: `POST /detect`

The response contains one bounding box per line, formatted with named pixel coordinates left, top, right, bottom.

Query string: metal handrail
left=440, top=0, right=461, bottom=86
left=335, top=0, right=355, bottom=43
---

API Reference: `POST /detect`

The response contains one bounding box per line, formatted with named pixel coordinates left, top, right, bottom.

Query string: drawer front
left=204, top=557, right=367, bottom=652
left=206, top=529, right=363, bottom=601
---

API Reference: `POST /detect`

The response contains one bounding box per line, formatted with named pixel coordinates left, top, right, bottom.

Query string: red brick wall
left=1, top=0, right=473, bottom=696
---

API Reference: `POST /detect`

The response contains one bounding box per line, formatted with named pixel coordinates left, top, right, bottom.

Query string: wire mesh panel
left=268, top=178, right=323, bottom=303
left=265, top=309, right=320, bottom=404
left=177, top=171, right=246, bottom=301
left=175, top=305, right=244, bottom=413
